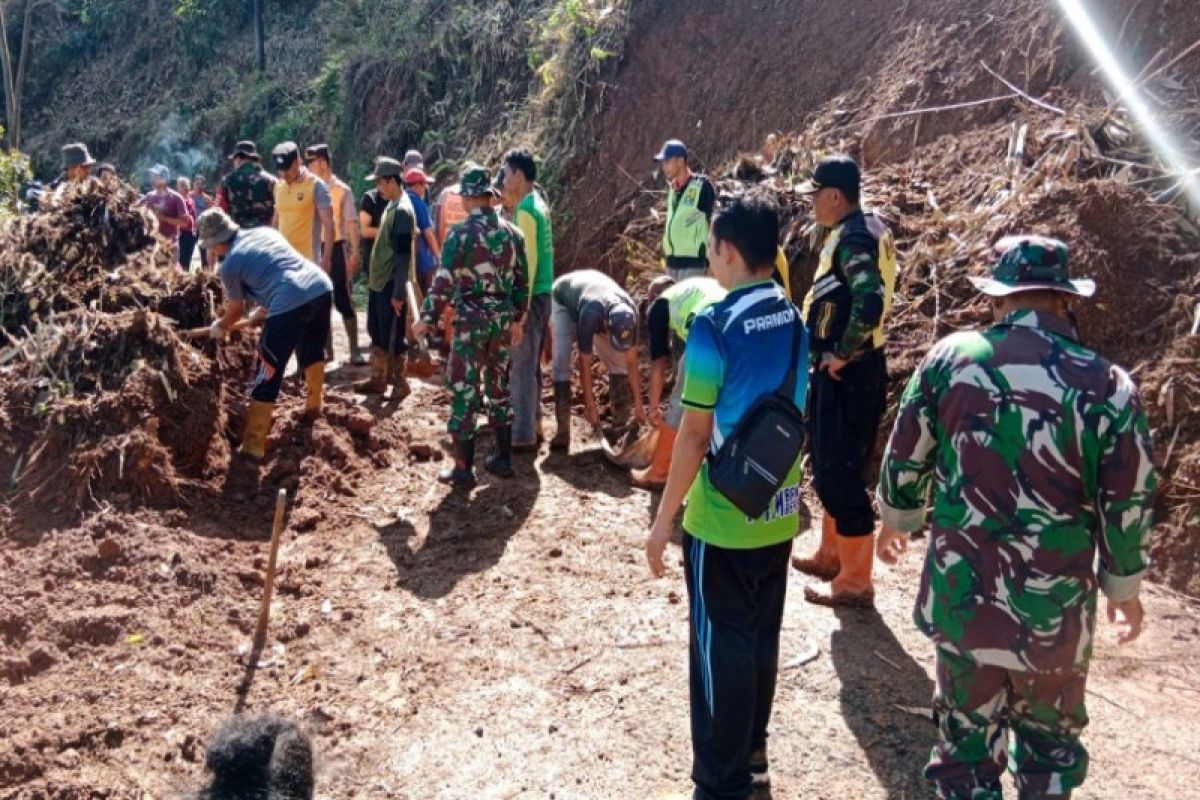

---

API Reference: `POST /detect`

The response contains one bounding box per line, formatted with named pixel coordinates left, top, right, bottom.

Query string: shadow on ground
left=831, top=606, right=937, bottom=798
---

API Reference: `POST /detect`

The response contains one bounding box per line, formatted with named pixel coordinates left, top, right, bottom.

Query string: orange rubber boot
left=791, top=513, right=840, bottom=581
left=804, top=532, right=875, bottom=608
left=631, top=425, right=677, bottom=489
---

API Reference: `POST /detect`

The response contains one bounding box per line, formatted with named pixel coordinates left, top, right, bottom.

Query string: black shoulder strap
left=778, top=305, right=802, bottom=400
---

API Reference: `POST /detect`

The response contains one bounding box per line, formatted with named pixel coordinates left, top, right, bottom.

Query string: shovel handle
left=405, top=279, right=432, bottom=356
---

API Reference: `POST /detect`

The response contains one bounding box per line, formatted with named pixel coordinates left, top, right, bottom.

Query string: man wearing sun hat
left=875, top=235, right=1156, bottom=800
left=413, top=162, right=529, bottom=488
left=654, top=138, right=716, bottom=281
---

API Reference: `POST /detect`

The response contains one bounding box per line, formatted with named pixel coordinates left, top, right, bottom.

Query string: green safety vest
left=515, top=190, right=554, bottom=296
left=663, top=277, right=726, bottom=340
left=663, top=175, right=710, bottom=260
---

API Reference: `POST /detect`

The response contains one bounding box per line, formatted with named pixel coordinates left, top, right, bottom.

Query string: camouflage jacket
left=878, top=309, right=1156, bottom=673
left=220, top=162, right=277, bottom=228
left=420, top=207, right=529, bottom=328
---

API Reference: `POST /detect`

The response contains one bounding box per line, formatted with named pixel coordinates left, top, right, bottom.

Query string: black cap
left=797, top=155, right=860, bottom=196
left=304, top=143, right=331, bottom=163
left=272, top=141, right=300, bottom=170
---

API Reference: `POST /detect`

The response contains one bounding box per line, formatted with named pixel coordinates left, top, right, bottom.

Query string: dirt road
left=3, top=345, right=1199, bottom=798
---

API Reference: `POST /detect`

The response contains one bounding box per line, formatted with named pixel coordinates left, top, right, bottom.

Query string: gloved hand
left=249, top=307, right=268, bottom=327
left=209, top=321, right=226, bottom=341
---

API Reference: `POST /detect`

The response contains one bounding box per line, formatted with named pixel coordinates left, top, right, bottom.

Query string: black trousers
left=250, top=293, right=332, bottom=402
left=683, top=532, right=792, bottom=800
left=808, top=349, right=887, bottom=537
left=366, top=279, right=407, bottom=354
left=331, top=242, right=356, bottom=319
left=179, top=231, right=198, bottom=270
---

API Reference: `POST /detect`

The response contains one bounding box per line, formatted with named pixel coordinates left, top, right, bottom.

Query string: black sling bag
left=706, top=314, right=806, bottom=519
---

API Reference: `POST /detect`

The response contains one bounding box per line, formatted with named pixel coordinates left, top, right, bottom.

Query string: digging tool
left=251, top=489, right=288, bottom=648
left=404, top=278, right=436, bottom=379
left=601, top=424, right=659, bottom=470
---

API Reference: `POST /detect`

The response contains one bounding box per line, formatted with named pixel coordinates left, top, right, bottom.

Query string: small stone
left=474, top=727, right=484, bottom=738
left=97, top=539, right=121, bottom=561
left=547, top=547, right=564, bottom=558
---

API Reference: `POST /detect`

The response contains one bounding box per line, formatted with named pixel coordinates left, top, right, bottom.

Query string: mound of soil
left=0, top=183, right=413, bottom=542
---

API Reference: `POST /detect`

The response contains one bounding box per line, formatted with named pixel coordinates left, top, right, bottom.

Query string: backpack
left=706, top=315, right=807, bottom=518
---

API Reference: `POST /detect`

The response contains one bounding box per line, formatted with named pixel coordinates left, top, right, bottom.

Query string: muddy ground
left=3, top=319, right=1199, bottom=800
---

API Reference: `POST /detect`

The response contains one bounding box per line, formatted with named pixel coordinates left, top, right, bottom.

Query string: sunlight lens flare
left=1056, top=0, right=1200, bottom=210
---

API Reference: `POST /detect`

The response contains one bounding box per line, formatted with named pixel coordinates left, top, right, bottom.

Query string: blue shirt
left=407, top=189, right=435, bottom=274
left=219, top=227, right=333, bottom=316
left=681, top=279, right=810, bottom=548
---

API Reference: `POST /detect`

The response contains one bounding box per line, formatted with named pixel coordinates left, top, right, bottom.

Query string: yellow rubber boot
left=238, top=400, right=275, bottom=460
left=804, top=532, right=876, bottom=608
left=631, top=424, right=677, bottom=489
left=791, top=513, right=840, bottom=581
left=303, top=362, right=325, bottom=416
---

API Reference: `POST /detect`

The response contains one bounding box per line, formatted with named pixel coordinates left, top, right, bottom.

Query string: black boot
left=484, top=425, right=514, bottom=477
left=550, top=381, right=572, bottom=451
left=438, top=438, right=476, bottom=488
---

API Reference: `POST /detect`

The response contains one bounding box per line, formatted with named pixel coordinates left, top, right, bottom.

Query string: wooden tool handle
left=252, top=489, right=288, bottom=646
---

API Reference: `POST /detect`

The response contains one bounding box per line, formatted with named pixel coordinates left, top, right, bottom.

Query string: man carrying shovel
left=197, top=208, right=333, bottom=460
left=355, top=157, right=418, bottom=399
left=413, top=163, right=528, bottom=488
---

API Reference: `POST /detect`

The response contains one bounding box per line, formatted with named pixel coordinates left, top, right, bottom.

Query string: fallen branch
left=980, top=61, right=1066, bottom=115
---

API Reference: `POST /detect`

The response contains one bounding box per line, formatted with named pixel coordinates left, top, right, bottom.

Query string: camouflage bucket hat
left=459, top=162, right=498, bottom=198
left=969, top=235, right=1096, bottom=298
left=196, top=207, right=239, bottom=250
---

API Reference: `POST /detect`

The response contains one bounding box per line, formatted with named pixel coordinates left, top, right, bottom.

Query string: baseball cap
left=149, top=164, right=170, bottom=181
left=366, top=157, right=403, bottom=182
left=796, top=155, right=861, bottom=195
left=403, top=149, right=424, bottom=168
left=606, top=306, right=637, bottom=351
left=271, top=141, right=300, bottom=170
left=304, top=143, right=331, bottom=163
left=403, top=167, right=431, bottom=185
left=969, top=235, right=1096, bottom=298
left=653, top=139, right=689, bottom=162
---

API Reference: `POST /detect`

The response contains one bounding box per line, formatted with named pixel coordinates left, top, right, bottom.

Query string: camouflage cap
left=366, top=157, right=403, bottom=182
left=61, top=142, right=96, bottom=169
left=606, top=306, right=637, bottom=351
left=459, top=162, right=499, bottom=198
left=969, top=235, right=1096, bottom=298
left=196, top=207, right=239, bottom=250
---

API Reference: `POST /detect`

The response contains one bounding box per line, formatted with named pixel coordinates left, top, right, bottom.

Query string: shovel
left=601, top=425, right=659, bottom=470
left=404, top=278, right=436, bottom=379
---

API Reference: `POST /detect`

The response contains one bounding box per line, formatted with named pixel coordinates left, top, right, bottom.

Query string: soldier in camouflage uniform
left=413, top=163, right=529, bottom=488
left=218, top=141, right=278, bottom=232
left=875, top=236, right=1157, bottom=800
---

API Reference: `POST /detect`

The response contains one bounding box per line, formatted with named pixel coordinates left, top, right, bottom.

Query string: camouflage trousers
left=927, top=647, right=1089, bottom=799
left=446, top=316, right=512, bottom=442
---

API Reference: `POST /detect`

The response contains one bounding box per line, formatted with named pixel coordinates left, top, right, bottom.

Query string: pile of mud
left=0, top=182, right=409, bottom=538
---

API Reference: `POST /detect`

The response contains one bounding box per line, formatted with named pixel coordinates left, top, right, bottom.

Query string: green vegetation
left=18, top=0, right=628, bottom=200
left=0, top=126, right=30, bottom=217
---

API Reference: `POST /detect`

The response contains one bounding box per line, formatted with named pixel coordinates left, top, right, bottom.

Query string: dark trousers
left=808, top=349, right=887, bottom=536
left=366, top=280, right=407, bottom=354
left=179, top=231, right=198, bottom=270
left=250, top=293, right=332, bottom=402
left=331, top=242, right=357, bottom=319
left=683, top=532, right=792, bottom=800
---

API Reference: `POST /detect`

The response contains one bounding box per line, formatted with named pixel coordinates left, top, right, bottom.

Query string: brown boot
left=804, top=531, right=875, bottom=608
left=792, top=513, right=840, bottom=580
left=353, top=348, right=388, bottom=394
left=549, top=381, right=572, bottom=451
left=389, top=353, right=410, bottom=400
left=631, top=424, right=676, bottom=489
